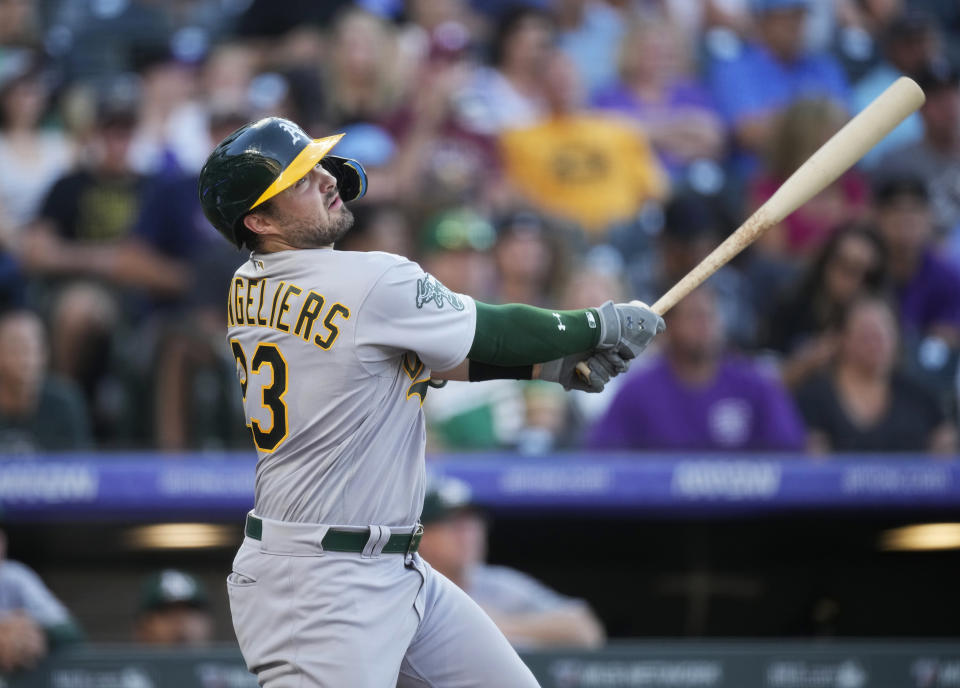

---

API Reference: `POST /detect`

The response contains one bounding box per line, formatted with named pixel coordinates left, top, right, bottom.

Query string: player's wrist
left=468, top=361, right=534, bottom=382
left=593, top=301, right=620, bottom=349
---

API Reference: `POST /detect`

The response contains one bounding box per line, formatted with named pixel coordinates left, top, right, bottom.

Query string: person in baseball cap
left=418, top=476, right=604, bottom=648
left=420, top=475, right=480, bottom=525
left=134, top=569, right=213, bottom=646
left=748, top=0, right=810, bottom=63
left=710, top=0, right=849, bottom=163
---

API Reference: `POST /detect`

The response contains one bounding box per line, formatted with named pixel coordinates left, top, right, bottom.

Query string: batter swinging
left=198, top=117, right=664, bottom=688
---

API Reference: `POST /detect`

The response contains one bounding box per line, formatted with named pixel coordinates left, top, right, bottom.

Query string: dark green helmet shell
left=198, top=117, right=367, bottom=247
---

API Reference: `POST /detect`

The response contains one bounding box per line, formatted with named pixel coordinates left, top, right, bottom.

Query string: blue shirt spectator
left=710, top=41, right=849, bottom=132
left=708, top=0, right=849, bottom=171
left=556, top=0, right=625, bottom=97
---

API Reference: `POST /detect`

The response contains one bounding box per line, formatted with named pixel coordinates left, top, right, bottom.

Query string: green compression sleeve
left=468, top=302, right=601, bottom=366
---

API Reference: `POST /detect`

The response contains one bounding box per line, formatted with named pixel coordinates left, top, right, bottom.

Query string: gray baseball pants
left=227, top=513, right=541, bottom=687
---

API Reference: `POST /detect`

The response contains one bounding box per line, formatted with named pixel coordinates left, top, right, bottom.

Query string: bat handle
left=575, top=361, right=592, bottom=382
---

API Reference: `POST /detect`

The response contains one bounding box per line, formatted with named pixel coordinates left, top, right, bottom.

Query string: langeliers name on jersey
left=227, top=276, right=350, bottom=350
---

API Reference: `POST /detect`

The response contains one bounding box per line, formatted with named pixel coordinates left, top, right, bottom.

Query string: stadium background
left=0, top=0, right=959, bottom=686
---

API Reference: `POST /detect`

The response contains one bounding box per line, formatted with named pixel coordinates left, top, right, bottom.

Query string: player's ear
left=243, top=209, right=273, bottom=237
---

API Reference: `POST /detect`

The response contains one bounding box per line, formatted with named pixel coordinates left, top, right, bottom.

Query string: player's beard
left=284, top=205, right=354, bottom=249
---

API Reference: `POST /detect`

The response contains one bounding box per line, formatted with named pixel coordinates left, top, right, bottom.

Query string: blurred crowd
left=0, top=0, right=959, bottom=456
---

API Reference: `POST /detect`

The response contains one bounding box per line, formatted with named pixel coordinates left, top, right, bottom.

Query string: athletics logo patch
left=416, top=276, right=465, bottom=311
left=278, top=120, right=308, bottom=146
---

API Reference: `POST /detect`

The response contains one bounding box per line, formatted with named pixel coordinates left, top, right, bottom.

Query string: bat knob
left=575, top=361, right=591, bottom=382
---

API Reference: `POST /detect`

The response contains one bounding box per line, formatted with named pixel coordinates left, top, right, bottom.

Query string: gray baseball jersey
left=226, top=248, right=476, bottom=526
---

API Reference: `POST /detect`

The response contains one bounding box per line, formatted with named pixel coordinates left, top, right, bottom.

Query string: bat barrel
left=577, top=78, right=925, bottom=381
left=653, top=77, right=925, bottom=317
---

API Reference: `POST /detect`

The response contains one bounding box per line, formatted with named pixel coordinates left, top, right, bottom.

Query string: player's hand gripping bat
left=576, top=76, right=926, bottom=382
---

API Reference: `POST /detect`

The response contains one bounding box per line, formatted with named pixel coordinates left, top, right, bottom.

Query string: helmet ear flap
left=320, top=156, right=368, bottom=202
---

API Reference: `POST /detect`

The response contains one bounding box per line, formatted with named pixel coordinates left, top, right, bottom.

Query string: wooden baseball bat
left=577, top=76, right=925, bottom=381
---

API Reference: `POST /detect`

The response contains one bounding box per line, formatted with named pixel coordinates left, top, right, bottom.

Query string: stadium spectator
left=336, top=201, right=416, bottom=257
left=491, top=211, right=565, bottom=307
left=382, top=16, right=503, bottom=209
left=557, top=261, right=632, bottom=442
left=592, top=13, right=725, bottom=182
left=401, top=0, right=479, bottom=36
left=134, top=569, right=213, bottom=647
left=875, top=61, right=960, bottom=240
left=424, top=373, right=568, bottom=453
left=0, top=55, right=74, bottom=233
left=554, top=0, right=625, bottom=96
left=45, top=0, right=172, bottom=85
left=0, top=248, right=23, bottom=311
left=499, top=51, right=667, bottom=240
left=199, top=43, right=258, bottom=115
left=659, top=0, right=752, bottom=46
left=852, top=11, right=938, bottom=167
left=632, top=193, right=757, bottom=348
left=323, top=8, right=405, bottom=129
left=424, top=375, right=528, bottom=451
left=417, top=476, right=605, bottom=648
left=794, top=296, right=957, bottom=453
left=834, top=0, right=905, bottom=48
left=126, top=43, right=208, bottom=176
left=0, top=0, right=38, bottom=53
left=233, top=0, right=353, bottom=40
left=418, top=210, right=544, bottom=452
left=708, top=0, right=849, bottom=161
left=135, top=108, right=255, bottom=449
left=909, top=0, right=960, bottom=67
left=458, top=7, right=554, bottom=134
left=587, top=286, right=806, bottom=451
left=19, top=95, right=189, bottom=440
left=764, top=223, right=888, bottom=388
left=0, top=309, right=90, bottom=452
left=418, top=207, right=496, bottom=299
left=873, top=174, right=960, bottom=345
left=0, top=528, right=83, bottom=673
left=749, top=98, right=869, bottom=259
left=132, top=108, right=250, bottom=283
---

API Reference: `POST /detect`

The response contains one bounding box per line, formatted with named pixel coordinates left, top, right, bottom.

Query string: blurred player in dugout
left=418, top=476, right=604, bottom=649
left=134, top=569, right=213, bottom=647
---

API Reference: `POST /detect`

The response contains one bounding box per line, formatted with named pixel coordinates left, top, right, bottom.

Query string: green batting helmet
left=198, top=117, right=368, bottom=248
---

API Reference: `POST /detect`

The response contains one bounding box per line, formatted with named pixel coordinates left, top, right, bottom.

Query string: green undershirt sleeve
left=468, top=302, right=601, bottom=366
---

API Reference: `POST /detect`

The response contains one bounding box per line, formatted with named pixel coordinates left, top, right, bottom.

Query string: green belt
left=245, top=514, right=423, bottom=555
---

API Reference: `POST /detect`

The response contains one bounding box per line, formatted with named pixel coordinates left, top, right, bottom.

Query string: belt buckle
left=406, top=523, right=424, bottom=556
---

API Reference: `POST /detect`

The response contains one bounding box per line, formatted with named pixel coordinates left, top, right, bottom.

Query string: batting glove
left=541, top=349, right=625, bottom=393
left=594, top=300, right=666, bottom=360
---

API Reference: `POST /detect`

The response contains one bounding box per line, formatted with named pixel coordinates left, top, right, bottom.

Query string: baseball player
left=198, top=117, right=664, bottom=688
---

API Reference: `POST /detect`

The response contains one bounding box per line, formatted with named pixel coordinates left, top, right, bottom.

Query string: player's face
left=268, top=163, right=355, bottom=248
